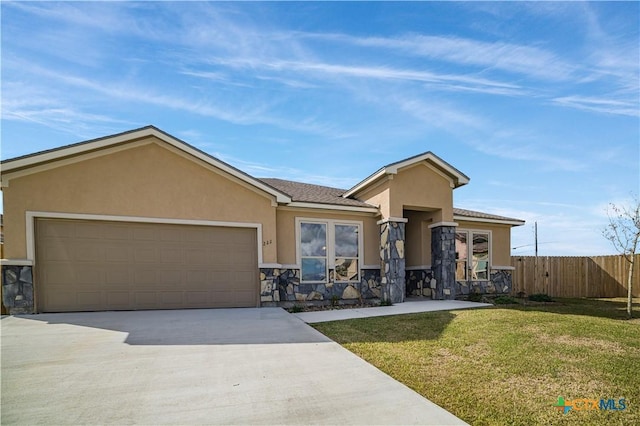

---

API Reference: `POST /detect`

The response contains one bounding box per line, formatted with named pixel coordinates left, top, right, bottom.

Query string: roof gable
left=1, top=126, right=292, bottom=204
left=343, top=151, right=470, bottom=198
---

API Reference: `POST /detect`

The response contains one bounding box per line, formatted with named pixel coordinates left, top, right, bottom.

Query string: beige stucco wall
left=389, top=164, right=453, bottom=221
left=355, top=164, right=453, bottom=222
left=2, top=138, right=279, bottom=262
left=404, top=209, right=441, bottom=267
left=456, top=220, right=513, bottom=267
left=356, top=181, right=391, bottom=219
left=275, top=208, right=379, bottom=266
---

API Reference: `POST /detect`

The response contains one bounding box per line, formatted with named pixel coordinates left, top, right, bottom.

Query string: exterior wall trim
left=428, top=221, right=458, bottom=229
left=492, top=265, right=516, bottom=271
left=454, top=215, right=525, bottom=226
left=25, top=211, right=264, bottom=264
left=362, top=264, right=381, bottom=269
left=377, top=217, right=408, bottom=225
left=286, top=202, right=379, bottom=214
left=343, top=151, right=470, bottom=198
left=279, top=264, right=299, bottom=269
left=406, top=265, right=432, bottom=271
left=259, top=263, right=282, bottom=268
left=0, top=259, right=33, bottom=266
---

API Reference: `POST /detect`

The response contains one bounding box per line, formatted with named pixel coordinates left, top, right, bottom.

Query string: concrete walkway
left=1, top=308, right=466, bottom=425
left=294, top=299, right=491, bottom=323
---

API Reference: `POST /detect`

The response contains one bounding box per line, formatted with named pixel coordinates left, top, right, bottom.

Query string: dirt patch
left=535, top=333, right=627, bottom=355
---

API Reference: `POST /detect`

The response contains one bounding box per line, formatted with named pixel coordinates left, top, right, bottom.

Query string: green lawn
left=313, top=298, right=640, bottom=426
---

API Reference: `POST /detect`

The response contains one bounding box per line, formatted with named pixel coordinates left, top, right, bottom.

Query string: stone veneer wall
left=2, top=265, right=35, bottom=314
left=406, top=269, right=435, bottom=298
left=456, top=269, right=513, bottom=296
left=260, top=267, right=382, bottom=307
left=380, top=221, right=406, bottom=304
left=430, top=226, right=457, bottom=300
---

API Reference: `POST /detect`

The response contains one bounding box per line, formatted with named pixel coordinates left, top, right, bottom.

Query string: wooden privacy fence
left=510, top=255, right=640, bottom=298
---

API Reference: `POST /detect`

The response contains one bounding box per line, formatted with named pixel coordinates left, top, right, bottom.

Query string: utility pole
left=534, top=222, right=538, bottom=292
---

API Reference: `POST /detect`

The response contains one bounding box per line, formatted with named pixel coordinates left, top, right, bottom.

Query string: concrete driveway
left=1, top=308, right=465, bottom=425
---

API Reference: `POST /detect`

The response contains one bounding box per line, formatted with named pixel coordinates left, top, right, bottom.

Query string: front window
left=298, top=220, right=362, bottom=283
left=300, top=222, right=327, bottom=282
left=471, top=232, right=489, bottom=280
left=334, top=224, right=359, bottom=281
left=455, top=230, right=490, bottom=281
left=455, top=232, right=468, bottom=281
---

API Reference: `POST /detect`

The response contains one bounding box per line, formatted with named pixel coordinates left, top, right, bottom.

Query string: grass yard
left=313, top=298, right=640, bottom=426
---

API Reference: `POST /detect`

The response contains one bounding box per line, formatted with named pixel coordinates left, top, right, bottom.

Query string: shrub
left=494, top=295, right=518, bottom=305
left=290, top=304, right=305, bottom=313
left=528, top=293, right=554, bottom=303
left=331, top=295, right=340, bottom=308
left=467, top=293, right=483, bottom=302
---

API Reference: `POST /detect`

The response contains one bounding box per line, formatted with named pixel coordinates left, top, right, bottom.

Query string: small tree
left=603, top=196, right=640, bottom=319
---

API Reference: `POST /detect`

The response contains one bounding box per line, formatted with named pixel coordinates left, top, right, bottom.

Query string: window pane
left=472, top=233, right=489, bottom=280
left=300, top=223, right=326, bottom=257
left=301, top=258, right=326, bottom=281
left=335, top=225, right=358, bottom=257
left=455, top=232, right=468, bottom=260
left=455, top=232, right=467, bottom=281
left=335, top=258, right=359, bottom=281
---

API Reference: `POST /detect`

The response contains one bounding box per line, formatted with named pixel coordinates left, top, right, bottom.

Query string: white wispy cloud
left=552, top=96, right=639, bottom=117
left=307, top=32, right=577, bottom=81
left=212, top=152, right=360, bottom=189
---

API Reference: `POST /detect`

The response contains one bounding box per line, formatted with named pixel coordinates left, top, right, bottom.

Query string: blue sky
left=1, top=1, right=638, bottom=256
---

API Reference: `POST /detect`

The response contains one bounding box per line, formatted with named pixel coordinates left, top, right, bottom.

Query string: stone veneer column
left=379, top=218, right=407, bottom=304
left=2, top=262, right=35, bottom=314
left=429, top=223, right=457, bottom=300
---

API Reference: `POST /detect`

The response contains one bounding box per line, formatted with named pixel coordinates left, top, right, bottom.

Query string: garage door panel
left=160, top=248, right=182, bottom=263
left=39, top=241, right=72, bottom=261
left=102, top=224, right=132, bottom=240
left=74, top=222, right=103, bottom=239
left=161, top=228, right=183, bottom=242
left=105, top=246, right=130, bottom=262
left=105, top=268, right=129, bottom=285
left=36, top=219, right=258, bottom=312
left=41, top=221, right=76, bottom=238
left=74, top=244, right=105, bottom=262
left=186, top=248, right=209, bottom=265
left=75, top=266, right=103, bottom=285
left=77, top=292, right=102, bottom=306
left=133, top=227, right=157, bottom=241
left=133, top=247, right=159, bottom=263
left=135, top=269, right=163, bottom=285
left=160, top=270, right=182, bottom=286
left=42, top=264, right=75, bottom=284
left=134, top=292, right=158, bottom=306
left=106, top=292, right=131, bottom=308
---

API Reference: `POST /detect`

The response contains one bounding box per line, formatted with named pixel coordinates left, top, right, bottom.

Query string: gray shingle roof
left=258, top=178, right=376, bottom=208
left=261, top=179, right=524, bottom=225
left=453, top=208, right=524, bottom=224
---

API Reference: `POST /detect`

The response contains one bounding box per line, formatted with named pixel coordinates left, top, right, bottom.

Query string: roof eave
left=285, top=201, right=379, bottom=214
left=453, top=215, right=526, bottom=227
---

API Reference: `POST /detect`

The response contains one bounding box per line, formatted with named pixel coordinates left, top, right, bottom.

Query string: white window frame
left=455, top=228, right=492, bottom=282
left=295, top=217, right=363, bottom=284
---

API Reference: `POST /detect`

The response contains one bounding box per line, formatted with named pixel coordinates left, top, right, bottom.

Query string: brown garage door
left=35, top=219, right=258, bottom=312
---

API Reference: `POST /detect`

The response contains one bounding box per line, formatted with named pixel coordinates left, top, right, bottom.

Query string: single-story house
left=1, top=126, right=524, bottom=314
